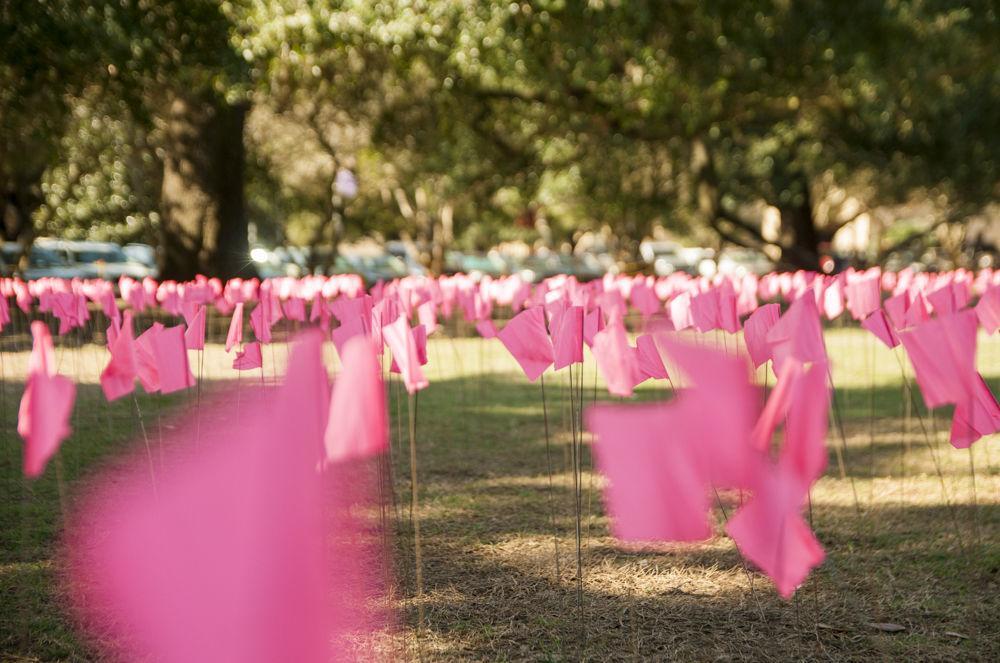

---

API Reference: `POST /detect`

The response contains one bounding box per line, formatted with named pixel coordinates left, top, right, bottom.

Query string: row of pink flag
left=9, top=267, right=1000, bottom=628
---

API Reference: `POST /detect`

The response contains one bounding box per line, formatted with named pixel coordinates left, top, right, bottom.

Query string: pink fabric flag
left=635, top=334, right=669, bottom=380
left=844, top=273, right=881, bottom=320
left=588, top=403, right=713, bottom=542
left=331, top=316, right=367, bottom=359
left=475, top=318, right=498, bottom=339
left=101, top=311, right=138, bottom=401
left=766, top=296, right=827, bottom=375
left=899, top=311, right=976, bottom=409
left=690, top=289, right=721, bottom=333
left=950, top=375, right=1000, bottom=449
left=591, top=321, right=645, bottom=397
left=899, top=310, right=1000, bottom=447
left=65, top=331, right=389, bottom=662
left=19, top=321, right=76, bottom=478
left=583, top=307, right=605, bottom=348
left=325, top=337, right=388, bottom=464
left=417, top=300, right=438, bottom=335
left=750, top=359, right=804, bottom=452
left=249, top=302, right=273, bottom=344
left=134, top=324, right=163, bottom=393
left=184, top=305, right=206, bottom=351
left=552, top=306, right=584, bottom=370
left=226, top=302, right=244, bottom=352
left=725, top=467, right=825, bottom=598
left=743, top=303, right=780, bottom=368
left=382, top=315, right=429, bottom=394
left=884, top=291, right=909, bottom=330
left=154, top=325, right=196, bottom=394
left=233, top=342, right=263, bottom=371
left=975, top=287, right=1000, bottom=334
left=497, top=307, right=554, bottom=382
left=780, top=361, right=830, bottom=488
left=860, top=310, right=900, bottom=349
left=668, top=293, right=694, bottom=331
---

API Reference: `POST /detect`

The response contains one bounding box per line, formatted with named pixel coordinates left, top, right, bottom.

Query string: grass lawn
left=2, top=327, right=999, bottom=661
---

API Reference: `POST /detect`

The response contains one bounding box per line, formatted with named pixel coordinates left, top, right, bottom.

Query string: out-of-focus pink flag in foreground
left=65, top=331, right=390, bottom=662
left=19, top=321, right=76, bottom=478
left=497, top=306, right=554, bottom=382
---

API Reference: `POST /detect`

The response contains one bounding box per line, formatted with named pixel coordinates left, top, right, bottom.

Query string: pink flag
left=725, top=467, right=825, bottom=598
left=184, top=305, right=206, bottom=351
left=331, top=316, right=367, bottom=359
left=135, top=324, right=163, bottom=393
left=497, top=307, right=554, bottom=382
left=65, top=331, right=388, bottom=662
left=226, top=302, right=244, bottom=352
left=154, top=325, right=196, bottom=394
left=101, top=311, right=138, bottom=401
left=743, top=303, right=780, bottom=368
left=860, top=310, right=900, bottom=349
left=950, top=375, right=1000, bottom=449
left=417, top=300, right=438, bottom=335
left=18, top=322, right=76, bottom=478
left=382, top=315, right=429, bottom=393
left=325, top=337, right=388, bottom=464
left=976, top=287, right=1000, bottom=334
left=635, top=334, right=669, bottom=380
left=249, top=302, right=273, bottom=344
left=668, top=293, right=694, bottom=331
left=588, top=403, right=713, bottom=542
left=766, top=296, right=827, bottom=375
left=844, top=273, right=881, bottom=320
left=233, top=342, right=263, bottom=371
left=552, top=306, right=584, bottom=370
left=582, top=307, right=605, bottom=348
left=475, top=318, right=498, bottom=339
left=591, top=321, right=645, bottom=397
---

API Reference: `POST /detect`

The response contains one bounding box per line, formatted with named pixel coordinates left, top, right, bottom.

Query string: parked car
left=2, top=242, right=82, bottom=279
left=715, top=248, right=773, bottom=277
left=33, top=239, right=156, bottom=280
left=639, top=240, right=715, bottom=276
left=123, top=243, right=158, bottom=272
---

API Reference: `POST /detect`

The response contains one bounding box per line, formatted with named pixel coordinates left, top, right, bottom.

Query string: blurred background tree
left=3, top=0, right=997, bottom=275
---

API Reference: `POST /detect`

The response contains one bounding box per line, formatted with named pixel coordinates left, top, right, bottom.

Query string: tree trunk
left=777, top=180, right=822, bottom=270
left=160, top=93, right=252, bottom=280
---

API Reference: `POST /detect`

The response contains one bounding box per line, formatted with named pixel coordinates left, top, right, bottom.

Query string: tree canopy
left=3, top=0, right=997, bottom=275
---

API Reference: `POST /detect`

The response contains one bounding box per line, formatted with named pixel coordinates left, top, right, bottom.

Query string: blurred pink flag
left=135, top=323, right=163, bottom=393
left=766, top=296, right=827, bottom=375
left=976, top=287, right=1000, bottom=334
left=844, top=272, right=881, bottom=320
left=331, top=316, right=367, bottom=358
left=325, top=337, right=388, bottom=464
left=226, top=302, right=244, bottom=352
left=591, top=321, right=645, bottom=397
left=582, top=307, right=605, bottom=348
left=497, top=307, right=554, bottom=382
left=382, top=315, right=429, bottom=393
left=18, top=321, right=76, bottom=478
left=552, top=305, right=584, bottom=370
left=743, top=303, right=780, bottom=368
left=233, top=342, right=263, bottom=371
left=65, top=331, right=389, bottom=662
left=588, top=403, right=713, bottom=542
left=101, top=311, right=138, bottom=401
left=154, top=325, right=196, bottom=394
left=950, top=375, right=1000, bottom=448
left=475, top=318, right=498, bottom=339
left=184, top=305, right=206, bottom=350
left=417, top=300, right=438, bottom=335
left=635, top=333, right=669, bottom=380
left=860, top=310, right=900, bottom=349
left=725, top=467, right=825, bottom=598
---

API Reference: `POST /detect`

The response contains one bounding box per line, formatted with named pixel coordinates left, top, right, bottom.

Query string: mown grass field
left=2, top=326, right=999, bottom=661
